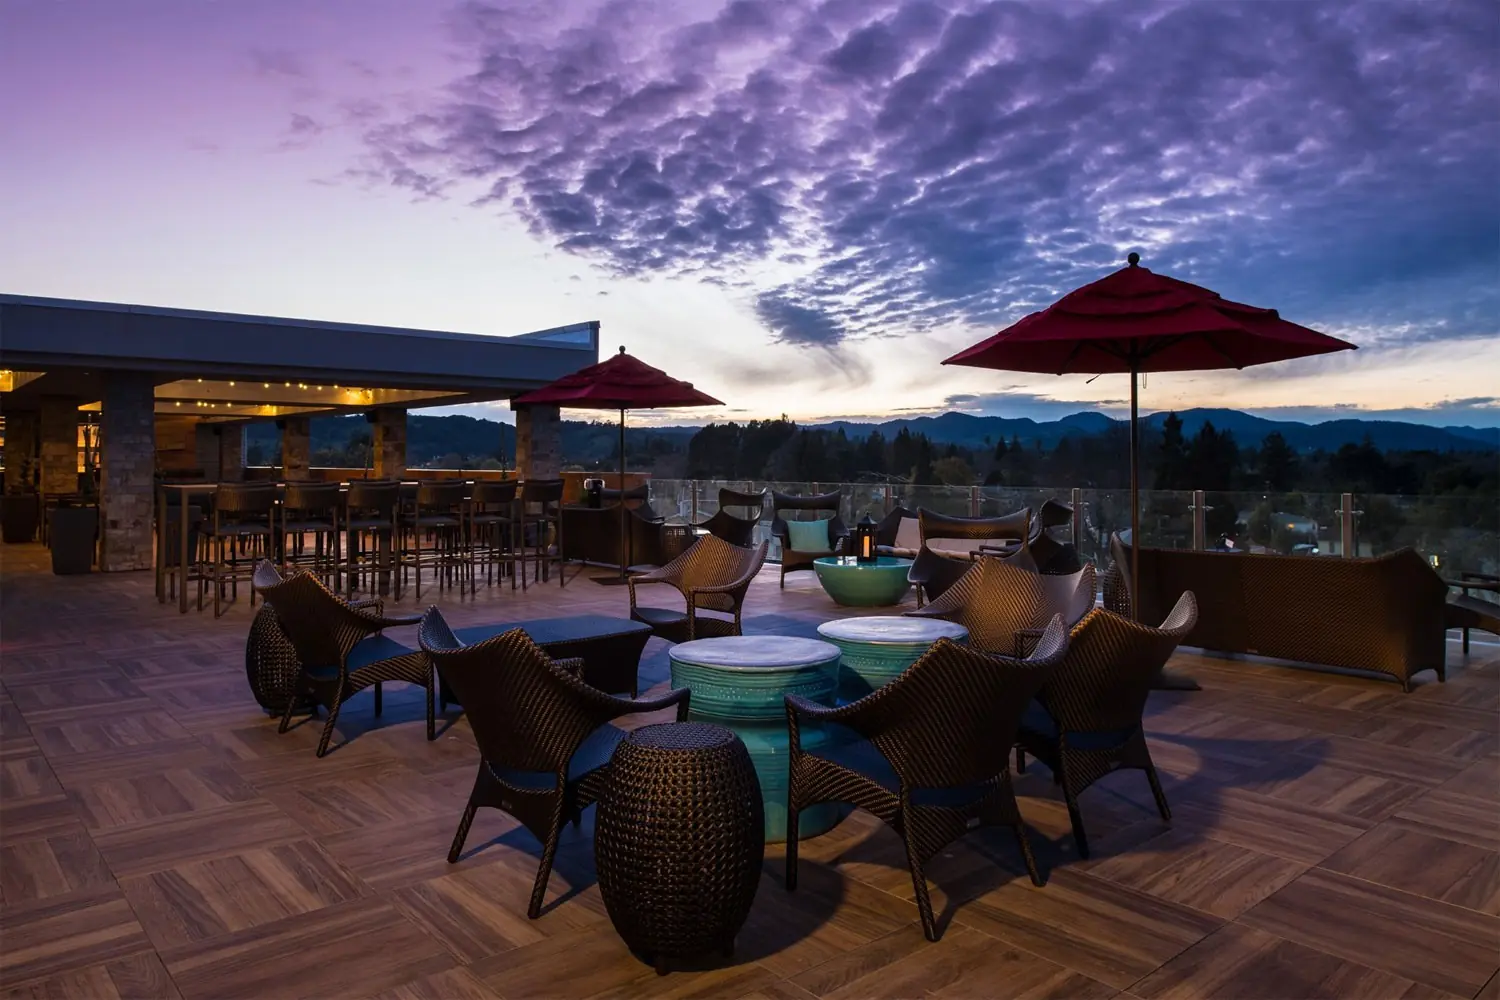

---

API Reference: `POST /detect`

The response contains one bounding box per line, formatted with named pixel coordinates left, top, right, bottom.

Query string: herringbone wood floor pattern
left=1, top=543, right=1496, bottom=999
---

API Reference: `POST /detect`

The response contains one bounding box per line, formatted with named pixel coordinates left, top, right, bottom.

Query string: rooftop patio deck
left=1, top=546, right=1496, bottom=999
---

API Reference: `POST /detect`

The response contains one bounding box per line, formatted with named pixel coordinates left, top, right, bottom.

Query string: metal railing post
left=970, top=485, right=980, bottom=517
left=1336, top=492, right=1361, bottom=557
left=1190, top=489, right=1208, bottom=551
left=1070, top=487, right=1082, bottom=550
left=690, top=480, right=698, bottom=524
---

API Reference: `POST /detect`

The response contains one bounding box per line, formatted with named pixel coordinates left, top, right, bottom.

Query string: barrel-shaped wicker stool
left=594, top=723, right=764, bottom=975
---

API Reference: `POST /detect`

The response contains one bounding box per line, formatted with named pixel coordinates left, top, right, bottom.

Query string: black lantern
left=854, top=514, right=877, bottom=564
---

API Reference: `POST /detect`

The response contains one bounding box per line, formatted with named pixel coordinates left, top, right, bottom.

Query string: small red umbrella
left=945, top=254, right=1357, bottom=685
left=513, top=346, right=723, bottom=582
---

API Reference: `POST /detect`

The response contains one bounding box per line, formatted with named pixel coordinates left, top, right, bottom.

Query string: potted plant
left=2, top=453, right=39, bottom=544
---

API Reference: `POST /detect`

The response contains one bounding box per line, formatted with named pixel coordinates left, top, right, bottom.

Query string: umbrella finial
left=618, top=345, right=626, bottom=355
left=1127, top=252, right=1140, bottom=266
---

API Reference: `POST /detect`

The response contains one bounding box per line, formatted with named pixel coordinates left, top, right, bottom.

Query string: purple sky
left=2, top=0, right=1497, bottom=426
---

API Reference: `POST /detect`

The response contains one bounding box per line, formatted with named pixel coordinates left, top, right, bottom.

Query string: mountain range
left=246, top=407, right=1498, bottom=468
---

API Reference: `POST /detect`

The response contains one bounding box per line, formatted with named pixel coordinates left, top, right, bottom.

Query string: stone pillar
left=515, top=404, right=561, bottom=480
left=220, top=425, right=245, bottom=481
left=39, top=396, right=79, bottom=497
left=3, top=410, right=39, bottom=494
left=372, top=408, right=406, bottom=479
left=280, top=415, right=311, bottom=479
left=99, top=371, right=156, bottom=571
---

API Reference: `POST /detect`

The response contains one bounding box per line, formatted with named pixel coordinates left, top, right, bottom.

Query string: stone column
left=515, top=404, right=561, bottom=480
left=372, top=408, right=406, bottom=479
left=219, top=425, right=245, bottom=481
left=280, top=415, right=311, bottom=479
left=3, top=410, right=39, bottom=494
left=39, top=396, right=79, bottom=497
left=99, top=371, right=156, bottom=571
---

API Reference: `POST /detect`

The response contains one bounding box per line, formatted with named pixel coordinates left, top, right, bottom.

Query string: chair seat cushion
left=489, top=723, right=627, bottom=789
left=1019, top=700, right=1137, bottom=752
left=893, top=516, right=922, bottom=553
left=877, top=545, right=919, bottom=558
left=347, top=633, right=419, bottom=670
left=785, top=518, right=832, bottom=554
left=809, top=737, right=998, bottom=809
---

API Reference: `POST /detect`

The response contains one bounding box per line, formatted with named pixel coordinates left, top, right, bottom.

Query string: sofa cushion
left=785, top=518, right=832, bottom=554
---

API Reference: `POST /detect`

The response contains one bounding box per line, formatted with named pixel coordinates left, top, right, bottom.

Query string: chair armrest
left=613, top=685, right=692, bottom=722
left=350, top=597, right=384, bottom=615
left=785, top=693, right=854, bottom=722
left=354, top=609, right=422, bottom=629
left=1012, top=627, right=1045, bottom=659
left=554, top=656, right=586, bottom=677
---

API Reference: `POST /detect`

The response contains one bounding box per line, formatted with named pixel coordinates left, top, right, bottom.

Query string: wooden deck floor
left=1, top=544, right=1496, bottom=999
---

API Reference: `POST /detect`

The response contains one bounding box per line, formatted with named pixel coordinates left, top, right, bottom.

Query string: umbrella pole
left=619, top=408, right=628, bottom=580
left=1131, top=359, right=1201, bottom=691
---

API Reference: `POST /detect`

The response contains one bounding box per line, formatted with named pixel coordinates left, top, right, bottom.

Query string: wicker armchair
left=908, top=508, right=1032, bottom=607
left=908, top=556, right=1096, bottom=657
left=874, top=506, right=920, bottom=558
left=785, top=618, right=1069, bottom=941
left=771, top=491, right=848, bottom=587
left=1015, top=592, right=1198, bottom=859
left=698, top=488, right=765, bottom=548
left=252, top=561, right=430, bottom=758
left=629, top=536, right=769, bottom=642
left=418, top=610, right=691, bottom=918
left=1029, top=499, right=1083, bottom=575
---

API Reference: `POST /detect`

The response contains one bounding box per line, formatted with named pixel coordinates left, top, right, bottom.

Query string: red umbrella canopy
left=512, top=346, right=723, bottom=410
left=943, top=254, right=1357, bottom=374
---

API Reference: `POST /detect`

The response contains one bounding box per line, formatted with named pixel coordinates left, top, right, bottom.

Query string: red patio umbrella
left=513, top=346, right=723, bottom=582
left=944, top=254, right=1357, bottom=685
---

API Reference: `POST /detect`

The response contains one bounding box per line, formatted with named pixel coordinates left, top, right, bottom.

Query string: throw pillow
left=785, top=518, right=832, bottom=554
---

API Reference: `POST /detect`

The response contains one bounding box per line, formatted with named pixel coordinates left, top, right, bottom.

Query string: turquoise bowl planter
left=812, top=556, right=913, bottom=607
left=669, top=636, right=845, bottom=843
left=817, top=616, right=969, bottom=701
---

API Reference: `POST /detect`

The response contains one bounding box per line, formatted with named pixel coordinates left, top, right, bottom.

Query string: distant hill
left=812, top=408, right=1497, bottom=453
left=244, top=406, right=1497, bottom=466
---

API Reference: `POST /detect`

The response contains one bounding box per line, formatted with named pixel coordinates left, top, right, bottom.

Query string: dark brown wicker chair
left=1447, top=574, right=1500, bottom=654
left=400, top=481, right=469, bottom=599
left=698, top=488, right=765, bottom=548
left=628, top=536, right=769, bottom=643
left=771, top=490, right=848, bottom=587
left=785, top=618, right=1069, bottom=941
left=1015, top=592, right=1198, bottom=859
left=418, top=609, right=691, bottom=918
left=203, top=482, right=279, bottom=617
left=907, top=556, right=1096, bottom=657
left=342, top=479, right=402, bottom=600
left=1029, top=499, right=1082, bottom=575
left=280, top=482, right=343, bottom=589
left=908, top=508, right=1032, bottom=607
left=252, top=561, right=431, bottom=757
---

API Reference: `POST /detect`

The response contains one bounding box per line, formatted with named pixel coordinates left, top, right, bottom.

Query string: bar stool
left=201, top=482, right=279, bottom=617
left=401, top=480, right=470, bottom=599
left=343, top=480, right=401, bottom=600
left=280, top=482, right=343, bottom=588
left=520, top=479, right=566, bottom=587
left=467, top=480, right=522, bottom=593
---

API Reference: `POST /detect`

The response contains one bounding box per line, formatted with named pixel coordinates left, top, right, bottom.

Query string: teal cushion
left=785, top=518, right=832, bottom=554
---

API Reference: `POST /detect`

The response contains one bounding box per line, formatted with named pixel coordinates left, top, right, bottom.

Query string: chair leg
left=1145, top=764, right=1171, bottom=822
left=447, top=800, right=479, bottom=863
left=425, top=670, right=435, bottom=741
left=1462, top=627, right=1470, bottom=654
left=527, top=810, right=567, bottom=919
left=1059, top=767, right=1090, bottom=860
left=1015, top=747, right=1026, bottom=774
left=902, top=830, right=940, bottom=942
left=316, top=693, right=344, bottom=758
left=784, top=802, right=801, bottom=890
left=1012, top=822, right=1043, bottom=887
left=277, top=682, right=302, bottom=734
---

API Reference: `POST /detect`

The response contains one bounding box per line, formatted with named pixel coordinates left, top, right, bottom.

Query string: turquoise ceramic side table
left=812, top=556, right=913, bottom=607
left=669, top=635, right=843, bottom=843
left=817, top=616, right=970, bottom=701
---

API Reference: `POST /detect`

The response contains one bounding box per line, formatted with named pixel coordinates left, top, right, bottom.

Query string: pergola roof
left=0, top=294, right=599, bottom=420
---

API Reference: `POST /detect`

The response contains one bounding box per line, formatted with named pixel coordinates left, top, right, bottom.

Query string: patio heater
left=854, top=515, right=877, bottom=564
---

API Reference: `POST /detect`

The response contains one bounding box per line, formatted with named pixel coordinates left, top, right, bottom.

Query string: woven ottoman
left=816, top=616, right=969, bottom=701
left=595, top=723, right=764, bottom=975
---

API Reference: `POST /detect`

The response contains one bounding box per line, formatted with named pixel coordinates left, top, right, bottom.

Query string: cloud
left=249, top=48, right=308, bottom=79
left=358, top=0, right=1499, bottom=353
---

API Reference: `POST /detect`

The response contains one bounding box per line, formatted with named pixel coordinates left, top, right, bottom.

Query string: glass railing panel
left=1213, top=491, right=1344, bottom=557
left=1356, top=493, right=1499, bottom=576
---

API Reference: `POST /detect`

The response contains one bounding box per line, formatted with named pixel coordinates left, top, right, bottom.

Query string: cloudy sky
left=2, top=0, right=1496, bottom=426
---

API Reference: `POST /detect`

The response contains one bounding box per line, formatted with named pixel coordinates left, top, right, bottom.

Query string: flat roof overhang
left=0, top=294, right=600, bottom=418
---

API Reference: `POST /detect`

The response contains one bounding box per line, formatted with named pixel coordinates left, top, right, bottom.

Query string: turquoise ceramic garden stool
left=812, top=556, right=914, bottom=607
left=669, top=635, right=843, bottom=843
left=817, top=616, right=969, bottom=701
